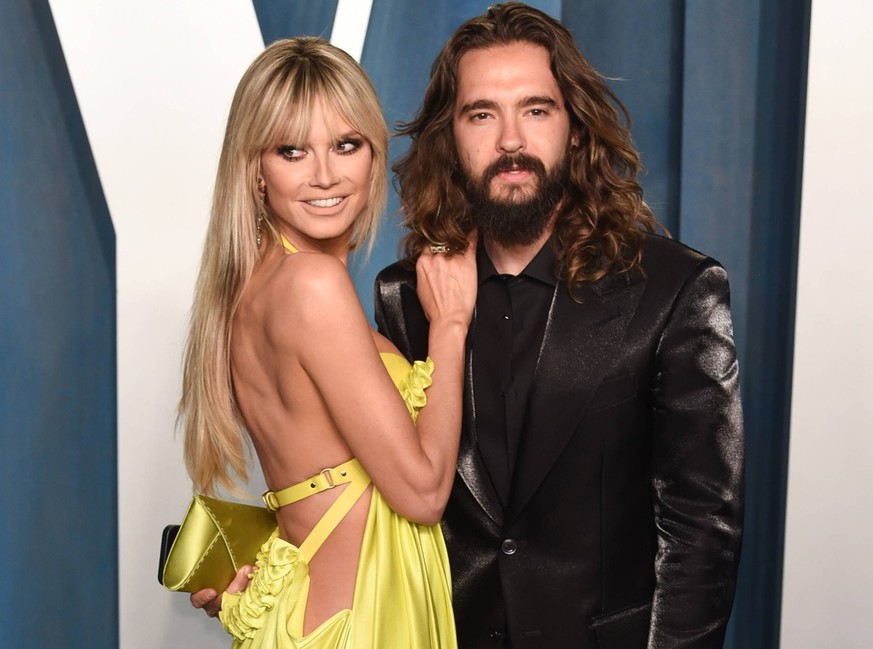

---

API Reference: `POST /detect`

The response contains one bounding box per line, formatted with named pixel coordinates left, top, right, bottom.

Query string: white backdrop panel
left=782, top=0, right=873, bottom=647
left=48, top=1, right=263, bottom=646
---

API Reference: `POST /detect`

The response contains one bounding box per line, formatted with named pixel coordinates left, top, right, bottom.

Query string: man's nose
left=497, top=116, right=525, bottom=153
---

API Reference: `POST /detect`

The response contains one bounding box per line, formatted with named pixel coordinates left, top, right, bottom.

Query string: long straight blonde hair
left=180, top=37, right=388, bottom=495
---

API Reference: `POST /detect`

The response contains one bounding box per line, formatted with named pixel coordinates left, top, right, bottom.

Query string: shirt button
left=503, top=314, right=511, bottom=320
left=490, top=629, right=504, bottom=642
left=501, top=539, right=517, bottom=555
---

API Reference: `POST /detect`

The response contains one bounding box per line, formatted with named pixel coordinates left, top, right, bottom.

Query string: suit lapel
left=398, top=281, right=430, bottom=361
left=507, top=271, right=646, bottom=519
left=456, top=308, right=504, bottom=526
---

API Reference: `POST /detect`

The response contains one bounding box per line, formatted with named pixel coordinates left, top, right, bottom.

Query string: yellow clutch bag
left=160, top=495, right=277, bottom=593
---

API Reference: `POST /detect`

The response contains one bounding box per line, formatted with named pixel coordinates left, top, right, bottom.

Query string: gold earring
left=256, top=177, right=267, bottom=247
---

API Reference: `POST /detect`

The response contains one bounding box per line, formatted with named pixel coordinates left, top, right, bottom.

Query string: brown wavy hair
left=394, top=2, right=660, bottom=286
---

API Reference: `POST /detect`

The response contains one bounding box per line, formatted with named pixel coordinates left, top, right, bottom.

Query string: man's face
left=452, top=42, right=576, bottom=245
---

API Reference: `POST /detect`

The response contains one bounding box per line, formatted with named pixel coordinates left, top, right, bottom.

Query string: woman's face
left=260, top=97, right=372, bottom=255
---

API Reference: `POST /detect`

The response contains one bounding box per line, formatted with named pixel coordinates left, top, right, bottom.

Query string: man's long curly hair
left=394, top=2, right=660, bottom=287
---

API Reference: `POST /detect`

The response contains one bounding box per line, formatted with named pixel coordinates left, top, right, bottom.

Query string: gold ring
left=429, top=244, right=450, bottom=254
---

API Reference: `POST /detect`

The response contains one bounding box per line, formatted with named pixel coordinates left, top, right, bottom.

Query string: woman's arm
left=272, top=238, right=476, bottom=524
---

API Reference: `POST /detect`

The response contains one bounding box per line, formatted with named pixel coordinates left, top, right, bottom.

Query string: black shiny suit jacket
left=374, top=234, right=744, bottom=649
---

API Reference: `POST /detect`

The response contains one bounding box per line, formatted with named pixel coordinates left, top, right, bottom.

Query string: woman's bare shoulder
left=271, top=252, right=350, bottom=294
left=259, top=253, right=363, bottom=346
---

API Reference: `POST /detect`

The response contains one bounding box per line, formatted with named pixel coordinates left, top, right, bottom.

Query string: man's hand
left=189, top=565, right=254, bottom=618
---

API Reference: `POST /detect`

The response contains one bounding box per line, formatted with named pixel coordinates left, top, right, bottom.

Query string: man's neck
left=484, top=224, right=555, bottom=276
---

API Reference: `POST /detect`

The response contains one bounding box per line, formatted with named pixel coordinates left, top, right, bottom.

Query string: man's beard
left=461, top=150, right=570, bottom=247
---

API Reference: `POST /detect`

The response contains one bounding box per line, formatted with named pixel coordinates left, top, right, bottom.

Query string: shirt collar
left=477, top=237, right=558, bottom=287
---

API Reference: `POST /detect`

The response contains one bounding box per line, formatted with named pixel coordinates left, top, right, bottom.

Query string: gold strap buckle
left=262, top=490, right=280, bottom=512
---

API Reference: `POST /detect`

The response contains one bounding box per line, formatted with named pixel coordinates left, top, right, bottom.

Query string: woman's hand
left=189, top=565, right=254, bottom=618
left=415, top=230, right=478, bottom=329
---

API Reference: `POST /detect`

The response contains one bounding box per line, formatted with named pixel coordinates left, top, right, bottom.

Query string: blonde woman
left=180, top=37, right=476, bottom=648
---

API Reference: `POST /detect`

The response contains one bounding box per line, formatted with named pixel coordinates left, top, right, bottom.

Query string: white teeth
left=307, top=197, right=343, bottom=208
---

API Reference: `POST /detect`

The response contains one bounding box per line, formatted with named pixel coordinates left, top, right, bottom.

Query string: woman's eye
left=335, top=138, right=363, bottom=154
left=277, top=146, right=305, bottom=160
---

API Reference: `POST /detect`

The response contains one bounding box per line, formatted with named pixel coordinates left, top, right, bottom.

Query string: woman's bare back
left=229, top=248, right=407, bottom=633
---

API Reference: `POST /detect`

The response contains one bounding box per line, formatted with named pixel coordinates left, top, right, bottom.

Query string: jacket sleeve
left=648, top=259, right=745, bottom=648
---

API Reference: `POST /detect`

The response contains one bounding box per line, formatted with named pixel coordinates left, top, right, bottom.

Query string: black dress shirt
left=473, top=240, right=557, bottom=506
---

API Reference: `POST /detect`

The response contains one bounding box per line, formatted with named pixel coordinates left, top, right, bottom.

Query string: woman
left=179, top=37, right=476, bottom=648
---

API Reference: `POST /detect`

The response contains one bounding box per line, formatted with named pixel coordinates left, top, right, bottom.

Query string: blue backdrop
left=0, top=1, right=809, bottom=647
left=0, top=0, right=117, bottom=646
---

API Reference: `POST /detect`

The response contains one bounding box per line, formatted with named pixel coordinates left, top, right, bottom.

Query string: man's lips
left=482, top=153, right=546, bottom=186
left=494, top=166, right=533, bottom=181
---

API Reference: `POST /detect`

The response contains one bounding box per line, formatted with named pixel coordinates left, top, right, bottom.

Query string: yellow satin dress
left=219, top=239, right=456, bottom=649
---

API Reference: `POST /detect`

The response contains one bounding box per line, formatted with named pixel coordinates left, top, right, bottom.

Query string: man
left=375, top=3, right=743, bottom=647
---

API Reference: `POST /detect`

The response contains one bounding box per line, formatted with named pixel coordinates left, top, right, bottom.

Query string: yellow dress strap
left=261, top=458, right=372, bottom=561
left=280, top=234, right=298, bottom=253
left=261, top=458, right=367, bottom=511
left=298, top=470, right=371, bottom=560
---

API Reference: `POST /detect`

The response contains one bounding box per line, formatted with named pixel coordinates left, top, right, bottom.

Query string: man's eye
left=471, top=112, right=490, bottom=121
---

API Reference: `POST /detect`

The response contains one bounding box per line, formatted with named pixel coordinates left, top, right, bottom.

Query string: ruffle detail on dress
left=398, top=357, right=434, bottom=423
left=219, top=530, right=308, bottom=641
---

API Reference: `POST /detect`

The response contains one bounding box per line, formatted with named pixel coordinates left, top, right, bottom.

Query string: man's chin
left=488, top=186, right=539, bottom=206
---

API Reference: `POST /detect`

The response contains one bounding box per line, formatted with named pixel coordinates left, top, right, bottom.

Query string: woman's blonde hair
left=180, top=37, right=388, bottom=495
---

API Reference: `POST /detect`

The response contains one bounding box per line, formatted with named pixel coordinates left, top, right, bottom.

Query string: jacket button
left=490, top=629, right=504, bottom=642
left=501, top=539, right=517, bottom=555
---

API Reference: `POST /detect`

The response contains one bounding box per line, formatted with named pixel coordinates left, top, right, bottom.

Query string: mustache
left=482, top=153, right=547, bottom=184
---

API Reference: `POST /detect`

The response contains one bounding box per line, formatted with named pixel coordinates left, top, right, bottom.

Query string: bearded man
left=375, top=3, right=744, bottom=648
